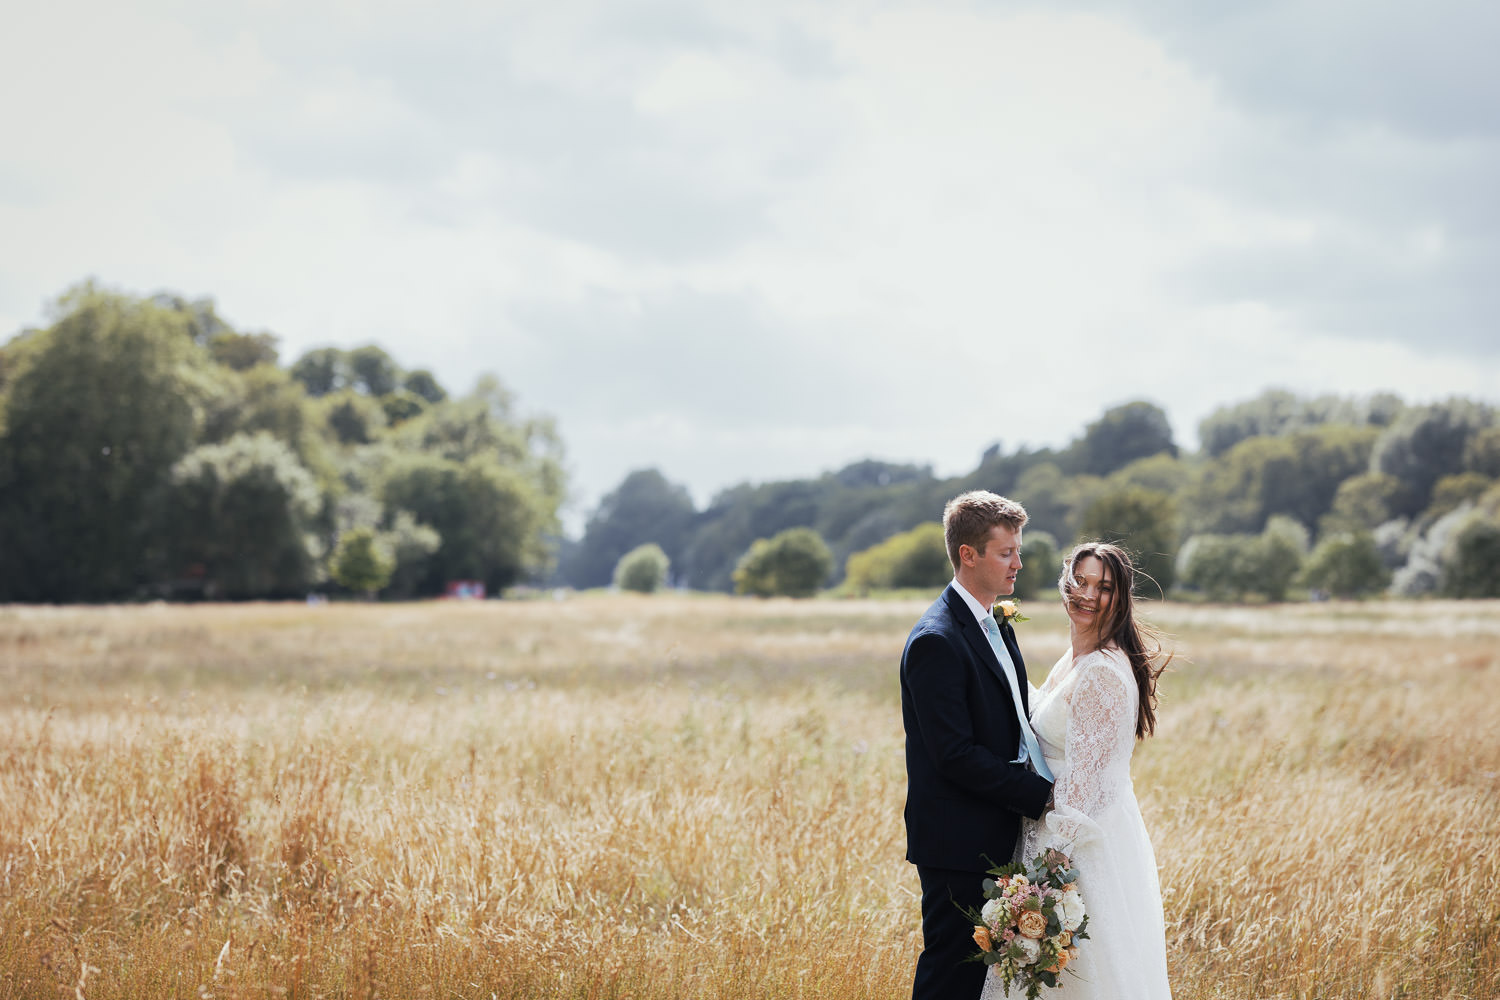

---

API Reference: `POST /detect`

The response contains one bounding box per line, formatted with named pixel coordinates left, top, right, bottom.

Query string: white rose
left=1013, top=935, right=1041, bottom=966
left=981, top=898, right=1006, bottom=926
left=1061, top=889, right=1086, bottom=931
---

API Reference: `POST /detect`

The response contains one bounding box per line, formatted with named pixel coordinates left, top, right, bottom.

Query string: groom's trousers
left=912, top=864, right=987, bottom=1000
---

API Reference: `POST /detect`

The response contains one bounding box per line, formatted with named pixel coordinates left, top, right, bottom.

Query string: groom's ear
left=957, top=543, right=976, bottom=567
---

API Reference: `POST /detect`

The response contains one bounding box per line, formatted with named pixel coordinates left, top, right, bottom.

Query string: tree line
left=571, top=393, right=1500, bottom=600
left=0, top=284, right=563, bottom=601
left=4, top=282, right=1498, bottom=603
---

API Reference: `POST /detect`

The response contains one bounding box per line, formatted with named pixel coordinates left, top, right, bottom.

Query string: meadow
left=0, top=594, right=1496, bottom=1000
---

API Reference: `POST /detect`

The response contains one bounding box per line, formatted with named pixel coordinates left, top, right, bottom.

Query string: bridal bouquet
left=965, top=848, right=1089, bottom=999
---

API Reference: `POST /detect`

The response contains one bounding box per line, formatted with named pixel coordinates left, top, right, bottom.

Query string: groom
left=901, top=491, right=1054, bottom=1000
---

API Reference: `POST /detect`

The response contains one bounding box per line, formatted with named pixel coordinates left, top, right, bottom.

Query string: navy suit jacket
left=901, top=584, right=1053, bottom=871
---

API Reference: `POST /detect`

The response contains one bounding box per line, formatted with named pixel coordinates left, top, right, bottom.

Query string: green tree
left=1301, top=533, right=1389, bottom=598
left=393, top=376, right=565, bottom=513
left=0, top=286, right=219, bottom=600
left=168, top=432, right=321, bottom=598
left=208, top=331, right=279, bottom=371
left=380, top=510, right=443, bottom=599
left=1462, top=427, right=1500, bottom=478
left=1247, top=515, right=1310, bottom=602
left=1013, top=531, right=1060, bottom=602
left=150, top=293, right=232, bottom=344
left=1184, top=426, right=1376, bottom=536
left=1440, top=512, right=1500, bottom=597
left=1176, top=534, right=1258, bottom=601
left=1320, top=473, right=1406, bottom=536
left=1372, top=399, right=1494, bottom=517
left=1197, top=390, right=1404, bottom=457
left=1175, top=519, right=1307, bottom=602
left=647, top=458, right=938, bottom=593
left=332, top=527, right=395, bottom=596
left=381, top=453, right=558, bottom=594
left=1107, top=453, right=1191, bottom=496
left=1077, top=486, right=1178, bottom=595
left=844, top=522, right=949, bottom=594
left=347, top=344, right=401, bottom=397
left=1065, top=400, right=1177, bottom=477
left=568, top=469, right=697, bottom=588
left=733, top=527, right=833, bottom=598
left=205, top=364, right=331, bottom=483
left=681, top=480, right=821, bottom=592
left=321, top=390, right=387, bottom=446
left=614, top=543, right=670, bottom=593
left=380, top=390, right=427, bottom=427
left=403, top=369, right=448, bottom=404
left=1012, top=463, right=1074, bottom=543
left=290, top=347, right=347, bottom=397
left=1423, top=473, right=1493, bottom=524
left=1198, top=389, right=1307, bottom=457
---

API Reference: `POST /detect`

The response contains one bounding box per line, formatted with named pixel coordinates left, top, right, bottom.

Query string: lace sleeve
left=1041, top=651, right=1137, bottom=855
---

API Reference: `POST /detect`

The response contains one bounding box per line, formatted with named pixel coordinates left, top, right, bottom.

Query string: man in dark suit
left=902, top=491, right=1054, bottom=1000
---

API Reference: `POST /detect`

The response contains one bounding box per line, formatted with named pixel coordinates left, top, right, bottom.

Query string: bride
left=981, top=541, right=1173, bottom=1000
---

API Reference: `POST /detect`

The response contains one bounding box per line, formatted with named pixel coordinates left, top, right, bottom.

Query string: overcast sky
left=3, top=0, right=1497, bottom=530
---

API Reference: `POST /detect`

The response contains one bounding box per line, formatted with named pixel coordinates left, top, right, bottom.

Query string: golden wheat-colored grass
left=0, top=595, right=1496, bottom=1000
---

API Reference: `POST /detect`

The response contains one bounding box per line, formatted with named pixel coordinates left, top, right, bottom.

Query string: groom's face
left=972, top=524, right=1024, bottom=598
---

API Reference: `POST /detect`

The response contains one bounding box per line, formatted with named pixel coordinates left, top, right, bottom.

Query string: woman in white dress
left=982, top=541, right=1173, bottom=1000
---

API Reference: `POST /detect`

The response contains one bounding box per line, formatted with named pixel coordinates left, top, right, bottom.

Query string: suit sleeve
left=904, top=630, right=1053, bottom=819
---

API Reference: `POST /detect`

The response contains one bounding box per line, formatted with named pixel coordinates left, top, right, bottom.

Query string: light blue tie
left=982, top=615, right=1053, bottom=782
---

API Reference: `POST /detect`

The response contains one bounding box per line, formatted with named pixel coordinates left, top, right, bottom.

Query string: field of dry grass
left=1, top=594, right=1496, bottom=999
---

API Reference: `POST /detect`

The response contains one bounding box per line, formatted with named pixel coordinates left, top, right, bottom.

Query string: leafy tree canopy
left=614, top=543, right=671, bottom=594
left=1064, top=400, right=1177, bottom=478
left=568, top=469, right=697, bottom=589
left=844, top=522, right=949, bottom=594
left=733, top=527, right=833, bottom=598
left=0, top=281, right=557, bottom=601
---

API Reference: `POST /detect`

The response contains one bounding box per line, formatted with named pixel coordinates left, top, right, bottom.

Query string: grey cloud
left=509, top=286, right=867, bottom=425
left=587, top=3, right=842, bottom=78
left=1012, top=0, right=1500, bottom=355
left=589, top=2, right=747, bottom=50
left=1043, top=0, right=1500, bottom=140
left=1177, top=1, right=1500, bottom=141
left=1175, top=235, right=1500, bottom=356
left=1166, top=96, right=1500, bottom=355
left=180, top=3, right=835, bottom=260
left=511, top=169, right=769, bottom=261
left=0, top=161, right=50, bottom=207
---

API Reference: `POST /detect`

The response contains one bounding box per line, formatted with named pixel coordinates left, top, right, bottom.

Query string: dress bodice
left=1030, top=646, right=1139, bottom=850
left=984, top=644, right=1172, bottom=1000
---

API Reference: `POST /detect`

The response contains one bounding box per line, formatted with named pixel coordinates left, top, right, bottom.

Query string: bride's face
left=1065, top=555, right=1114, bottom=635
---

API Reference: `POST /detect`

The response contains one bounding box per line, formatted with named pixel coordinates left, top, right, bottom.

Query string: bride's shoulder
left=1076, top=646, right=1134, bottom=684
left=1074, top=645, right=1124, bottom=668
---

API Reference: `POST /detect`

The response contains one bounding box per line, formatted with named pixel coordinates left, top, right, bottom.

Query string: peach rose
left=1044, top=948, right=1071, bottom=974
left=1017, top=910, right=1048, bottom=939
left=973, top=925, right=993, bottom=952
left=1057, top=931, right=1072, bottom=948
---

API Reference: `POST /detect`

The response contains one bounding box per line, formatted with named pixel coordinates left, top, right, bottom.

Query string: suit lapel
left=1000, top=621, right=1029, bottom=713
left=943, top=586, right=1015, bottom=693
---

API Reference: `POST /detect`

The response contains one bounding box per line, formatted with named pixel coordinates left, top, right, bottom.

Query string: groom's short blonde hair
left=942, top=491, right=1028, bottom=572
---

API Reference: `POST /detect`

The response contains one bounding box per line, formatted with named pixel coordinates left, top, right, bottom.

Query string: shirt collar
left=950, top=578, right=993, bottom=628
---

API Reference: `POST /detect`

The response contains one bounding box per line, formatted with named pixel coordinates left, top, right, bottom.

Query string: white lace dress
left=980, top=646, right=1172, bottom=1000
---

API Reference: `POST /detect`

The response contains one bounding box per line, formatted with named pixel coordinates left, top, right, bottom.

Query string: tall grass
left=0, top=596, right=1495, bottom=999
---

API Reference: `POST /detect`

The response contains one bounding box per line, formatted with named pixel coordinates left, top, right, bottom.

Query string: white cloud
left=1, top=0, right=1496, bottom=532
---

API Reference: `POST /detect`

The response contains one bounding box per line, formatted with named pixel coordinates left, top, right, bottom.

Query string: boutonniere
left=993, top=599, right=1029, bottom=625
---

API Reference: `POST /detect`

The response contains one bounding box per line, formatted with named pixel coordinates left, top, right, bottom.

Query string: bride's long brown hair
left=1059, top=542, right=1172, bottom=739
